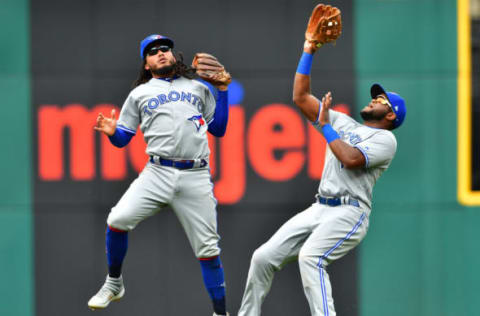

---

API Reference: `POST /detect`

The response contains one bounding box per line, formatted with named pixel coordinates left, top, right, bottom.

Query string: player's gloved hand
left=304, top=4, right=342, bottom=53
left=319, top=91, right=332, bottom=127
left=94, top=109, right=117, bottom=136
left=192, top=53, right=231, bottom=91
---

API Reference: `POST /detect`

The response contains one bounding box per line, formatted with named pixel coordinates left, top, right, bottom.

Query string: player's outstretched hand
left=94, top=109, right=117, bottom=136
left=319, top=91, right=332, bottom=127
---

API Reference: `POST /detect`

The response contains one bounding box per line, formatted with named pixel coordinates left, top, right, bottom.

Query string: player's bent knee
left=251, top=247, right=271, bottom=268
left=194, top=242, right=220, bottom=259
left=298, top=250, right=320, bottom=268
left=106, top=211, right=134, bottom=232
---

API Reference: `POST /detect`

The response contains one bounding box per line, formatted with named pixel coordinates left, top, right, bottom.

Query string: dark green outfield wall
left=0, top=0, right=33, bottom=315
left=355, top=1, right=480, bottom=315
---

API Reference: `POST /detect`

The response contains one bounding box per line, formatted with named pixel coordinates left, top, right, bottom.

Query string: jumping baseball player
left=88, top=34, right=231, bottom=316
left=237, top=5, right=406, bottom=316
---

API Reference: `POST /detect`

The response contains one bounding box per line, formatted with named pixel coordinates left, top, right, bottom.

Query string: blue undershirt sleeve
left=108, top=127, right=135, bottom=148
left=207, top=90, right=229, bottom=137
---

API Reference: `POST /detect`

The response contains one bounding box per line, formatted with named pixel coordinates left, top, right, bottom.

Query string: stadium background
left=1, top=0, right=479, bottom=315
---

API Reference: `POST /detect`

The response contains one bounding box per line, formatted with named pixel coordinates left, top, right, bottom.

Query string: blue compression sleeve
left=296, top=52, right=313, bottom=75
left=321, top=124, right=340, bottom=143
left=106, top=226, right=128, bottom=278
left=208, top=90, right=229, bottom=137
left=108, top=127, right=134, bottom=148
left=199, top=256, right=226, bottom=315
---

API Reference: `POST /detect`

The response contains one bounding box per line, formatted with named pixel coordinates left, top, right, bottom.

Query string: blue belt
left=316, top=195, right=360, bottom=207
left=150, top=156, right=207, bottom=170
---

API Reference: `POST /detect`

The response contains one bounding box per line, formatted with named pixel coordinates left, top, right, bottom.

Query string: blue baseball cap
left=140, top=34, right=174, bottom=59
left=370, top=83, right=406, bottom=129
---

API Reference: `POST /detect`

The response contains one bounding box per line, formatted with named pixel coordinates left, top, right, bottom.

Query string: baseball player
left=88, top=34, right=230, bottom=316
left=237, top=27, right=407, bottom=316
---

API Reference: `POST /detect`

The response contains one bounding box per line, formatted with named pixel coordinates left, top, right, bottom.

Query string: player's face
left=144, top=45, right=176, bottom=77
left=360, top=94, right=393, bottom=121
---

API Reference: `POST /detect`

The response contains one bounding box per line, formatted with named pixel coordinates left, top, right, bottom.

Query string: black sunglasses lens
left=159, top=46, right=170, bottom=52
left=148, top=46, right=170, bottom=56
left=147, top=48, right=158, bottom=56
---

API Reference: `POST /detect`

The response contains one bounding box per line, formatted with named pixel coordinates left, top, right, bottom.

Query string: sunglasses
left=374, top=95, right=393, bottom=111
left=147, top=45, right=171, bottom=56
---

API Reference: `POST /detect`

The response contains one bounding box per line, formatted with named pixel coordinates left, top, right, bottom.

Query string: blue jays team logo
left=188, top=115, right=205, bottom=132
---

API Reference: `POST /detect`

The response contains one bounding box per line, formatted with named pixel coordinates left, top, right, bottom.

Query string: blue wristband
left=296, top=52, right=313, bottom=75
left=321, top=124, right=340, bottom=144
left=109, top=127, right=134, bottom=148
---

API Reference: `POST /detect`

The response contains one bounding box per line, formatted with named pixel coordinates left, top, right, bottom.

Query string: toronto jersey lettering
left=117, top=77, right=216, bottom=159
left=313, top=109, right=397, bottom=211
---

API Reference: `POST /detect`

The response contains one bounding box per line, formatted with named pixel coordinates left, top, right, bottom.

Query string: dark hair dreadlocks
left=132, top=50, right=196, bottom=89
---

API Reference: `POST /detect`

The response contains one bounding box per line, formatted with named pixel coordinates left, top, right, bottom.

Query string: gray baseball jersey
left=313, top=109, right=397, bottom=211
left=116, top=77, right=216, bottom=159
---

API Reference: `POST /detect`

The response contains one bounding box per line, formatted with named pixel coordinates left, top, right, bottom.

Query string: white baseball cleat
left=213, top=313, right=230, bottom=316
left=88, top=275, right=125, bottom=310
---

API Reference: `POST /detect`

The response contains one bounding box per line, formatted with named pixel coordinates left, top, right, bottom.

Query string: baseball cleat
left=88, top=275, right=125, bottom=310
left=213, top=313, right=230, bottom=316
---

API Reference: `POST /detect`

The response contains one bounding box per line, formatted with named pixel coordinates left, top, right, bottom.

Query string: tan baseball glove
left=305, top=4, right=342, bottom=49
left=192, top=53, right=232, bottom=87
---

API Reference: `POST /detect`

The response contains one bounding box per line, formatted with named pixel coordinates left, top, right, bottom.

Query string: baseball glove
left=192, top=53, right=232, bottom=86
left=305, top=4, right=342, bottom=48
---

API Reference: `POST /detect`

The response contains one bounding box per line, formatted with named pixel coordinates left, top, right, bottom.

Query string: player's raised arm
left=293, top=4, right=342, bottom=122
left=293, top=41, right=322, bottom=122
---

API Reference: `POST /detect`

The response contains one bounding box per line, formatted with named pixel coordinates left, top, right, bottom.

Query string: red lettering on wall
left=127, top=129, right=148, bottom=173
left=307, top=122, right=327, bottom=179
left=39, top=104, right=97, bottom=180
left=208, top=133, right=217, bottom=177
left=37, top=102, right=351, bottom=203
left=247, top=104, right=305, bottom=181
left=211, top=106, right=246, bottom=204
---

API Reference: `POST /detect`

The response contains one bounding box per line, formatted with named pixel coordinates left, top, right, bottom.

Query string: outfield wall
left=356, top=1, right=480, bottom=315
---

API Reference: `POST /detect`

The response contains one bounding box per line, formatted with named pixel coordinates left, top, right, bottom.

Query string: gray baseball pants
left=238, top=202, right=369, bottom=316
left=107, top=162, right=220, bottom=258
